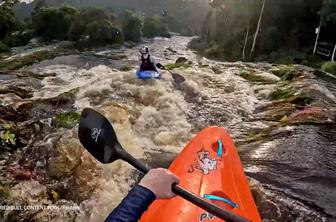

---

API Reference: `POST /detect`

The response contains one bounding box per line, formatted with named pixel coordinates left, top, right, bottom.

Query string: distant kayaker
left=104, top=168, right=179, bottom=222
left=138, top=46, right=166, bottom=72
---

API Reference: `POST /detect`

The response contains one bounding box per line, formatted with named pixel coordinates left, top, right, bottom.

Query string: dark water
left=315, top=70, right=336, bottom=97
left=0, top=74, right=14, bottom=81
left=242, top=124, right=336, bottom=221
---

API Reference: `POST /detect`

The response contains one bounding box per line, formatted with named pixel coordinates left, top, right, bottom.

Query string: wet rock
left=73, top=153, right=100, bottom=201
left=107, top=54, right=128, bottom=60
left=198, top=57, right=213, bottom=67
left=0, top=49, right=73, bottom=71
left=164, top=47, right=177, bottom=54
left=256, top=102, right=297, bottom=122
left=0, top=85, right=33, bottom=99
left=153, top=131, right=181, bottom=146
left=46, top=131, right=84, bottom=178
left=144, top=151, right=177, bottom=169
left=4, top=181, right=79, bottom=222
left=223, top=82, right=236, bottom=93
left=211, top=65, right=222, bottom=74
left=179, top=80, right=201, bottom=100
left=32, top=200, right=78, bottom=222
left=7, top=163, right=37, bottom=180
left=239, top=69, right=280, bottom=83
left=248, top=178, right=326, bottom=221
left=284, top=107, right=333, bottom=125
left=253, top=84, right=277, bottom=99
left=175, top=57, right=188, bottom=64
left=8, top=180, right=49, bottom=204
left=37, top=88, right=78, bottom=107
left=100, top=102, right=133, bottom=124
left=0, top=102, right=33, bottom=121
left=46, top=130, right=100, bottom=202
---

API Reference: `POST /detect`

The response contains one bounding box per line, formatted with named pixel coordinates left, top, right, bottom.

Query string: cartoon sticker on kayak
left=199, top=212, right=215, bottom=222
left=188, top=149, right=217, bottom=175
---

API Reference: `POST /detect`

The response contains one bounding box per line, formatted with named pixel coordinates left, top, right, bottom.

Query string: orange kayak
left=140, top=126, right=261, bottom=222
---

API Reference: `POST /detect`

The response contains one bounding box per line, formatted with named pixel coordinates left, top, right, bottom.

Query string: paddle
left=78, top=108, right=251, bottom=222
left=165, top=68, right=186, bottom=84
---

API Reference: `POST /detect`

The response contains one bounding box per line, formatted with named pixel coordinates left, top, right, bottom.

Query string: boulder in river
left=175, top=57, right=188, bottom=64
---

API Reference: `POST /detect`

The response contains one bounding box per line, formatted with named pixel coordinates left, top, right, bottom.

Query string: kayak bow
left=140, top=126, right=261, bottom=222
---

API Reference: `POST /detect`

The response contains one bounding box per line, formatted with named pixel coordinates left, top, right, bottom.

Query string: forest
left=1, top=0, right=336, bottom=74
left=191, top=0, right=336, bottom=73
left=0, top=0, right=208, bottom=49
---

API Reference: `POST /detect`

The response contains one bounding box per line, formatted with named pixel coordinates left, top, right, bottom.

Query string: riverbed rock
left=175, top=57, right=188, bottom=64
left=46, top=131, right=85, bottom=178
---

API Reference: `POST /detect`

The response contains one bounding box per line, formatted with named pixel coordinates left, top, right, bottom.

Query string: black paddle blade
left=172, top=73, right=186, bottom=84
left=78, top=108, right=123, bottom=163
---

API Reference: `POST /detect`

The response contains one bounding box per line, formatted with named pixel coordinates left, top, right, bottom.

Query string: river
left=0, top=35, right=335, bottom=222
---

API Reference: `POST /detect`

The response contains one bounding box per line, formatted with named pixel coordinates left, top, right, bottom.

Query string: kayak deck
left=140, top=126, right=261, bottom=222
left=136, top=70, right=160, bottom=79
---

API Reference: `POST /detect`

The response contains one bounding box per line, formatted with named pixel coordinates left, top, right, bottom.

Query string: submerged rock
left=175, top=57, right=188, bottom=64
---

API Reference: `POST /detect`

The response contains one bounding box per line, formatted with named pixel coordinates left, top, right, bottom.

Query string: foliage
left=143, top=16, right=170, bottom=38
left=87, top=20, right=123, bottom=44
left=188, top=38, right=208, bottom=52
left=68, top=7, right=113, bottom=41
left=54, top=112, right=81, bottom=129
left=68, top=7, right=123, bottom=46
left=198, top=0, right=327, bottom=66
left=321, top=0, right=336, bottom=25
left=261, top=26, right=282, bottom=53
left=321, top=62, right=336, bottom=75
left=269, top=85, right=294, bottom=100
left=121, top=10, right=143, bottom=42
left=32, top=5, right=77, bottom=41
left=0, top=124, right=16, bottom=146
left=4, top=29, right=35, bottom=47
left=0, top=41, right=9, bottom=53
left=0, top=0, right=21, bottom=40
left=204, top=44, right=224, bottom=58
left=166, top=63, right=191, bottom=70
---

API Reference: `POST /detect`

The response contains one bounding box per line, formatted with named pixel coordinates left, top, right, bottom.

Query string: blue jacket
left=104, top=185, right=156, bottom=222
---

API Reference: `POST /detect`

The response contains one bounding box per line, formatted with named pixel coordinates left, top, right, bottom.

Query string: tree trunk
left=250, top=0, right=266, bottom=57
left=242, top=24, right=250, bottom=61
left=313, top=17, right=323, bottom=54
left=332, top=43, right=336, bottom=62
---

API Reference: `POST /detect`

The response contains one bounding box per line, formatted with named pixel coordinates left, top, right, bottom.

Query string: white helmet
left=139, top=47, right=149, bottom=55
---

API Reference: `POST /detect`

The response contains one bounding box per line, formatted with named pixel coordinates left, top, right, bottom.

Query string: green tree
left=0, top=41, right=10, bottom=53
left=32, top=5, right=77, bottom=41
left=198, top=0, right=324, bottom=63
left=68, top=7, right=123, bottom=46
left=68, top=7, right=113, bottom=41
left=87, top=20, right=123, bottom=44
left=0, top=0, right=20, bottom=39
left=321, top=0, right=336, bottom=25
left=121, top=10, right=143, bottom=42
left=143, top=16, right=170, bottom=38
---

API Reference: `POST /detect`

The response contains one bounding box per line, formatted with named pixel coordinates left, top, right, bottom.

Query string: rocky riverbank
left=0, top=36, right=335, bottom=221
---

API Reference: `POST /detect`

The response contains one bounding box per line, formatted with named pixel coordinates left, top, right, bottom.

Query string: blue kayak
left=136, top=70, right=160, bottom=79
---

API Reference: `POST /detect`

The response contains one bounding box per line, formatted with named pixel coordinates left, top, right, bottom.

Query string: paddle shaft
left=166, top=69, right=174, bottom=75
left=122, top=153, right=251, bottom=222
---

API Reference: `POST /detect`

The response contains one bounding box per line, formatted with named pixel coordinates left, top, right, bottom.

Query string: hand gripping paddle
left=78, top=108, right=251, bottom=222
